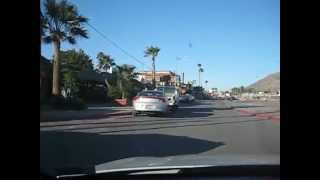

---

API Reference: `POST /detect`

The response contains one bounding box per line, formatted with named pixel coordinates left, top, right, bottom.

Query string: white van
left=155, top=86, right=180, bottom=108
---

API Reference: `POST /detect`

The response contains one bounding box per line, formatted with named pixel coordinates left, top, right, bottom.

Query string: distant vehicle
left=132, top=90, right=169, bottom=116
left=228, top=96, right=238, bottom=101
left=179, top=93, right=195, bottom=103
left=155, top=86, right=180, bottom=109
left=191, top=86, right=204, bottom=100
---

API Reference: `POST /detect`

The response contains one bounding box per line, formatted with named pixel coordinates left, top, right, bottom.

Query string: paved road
left=40, top=100, right=280, bottom=171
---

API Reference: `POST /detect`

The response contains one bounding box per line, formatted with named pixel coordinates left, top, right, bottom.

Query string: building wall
left=138, top=71, right=180, bottom=86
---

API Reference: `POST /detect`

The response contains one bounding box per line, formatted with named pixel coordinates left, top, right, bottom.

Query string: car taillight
left=132, top=96, right=140, bottom=101
left=159, top=97, right=166, bottom=103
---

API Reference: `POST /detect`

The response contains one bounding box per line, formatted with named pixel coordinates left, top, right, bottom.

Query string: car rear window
left=139, top=91, right=164, bottom=97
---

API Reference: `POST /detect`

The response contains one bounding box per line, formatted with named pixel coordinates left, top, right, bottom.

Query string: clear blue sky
left=41, top=0, right=279, bottom=91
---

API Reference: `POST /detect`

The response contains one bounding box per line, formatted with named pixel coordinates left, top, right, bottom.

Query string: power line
left=86, top=22, right=152, bottom=70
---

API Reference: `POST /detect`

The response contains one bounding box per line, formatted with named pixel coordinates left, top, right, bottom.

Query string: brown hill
left=247, top=72, right=280, bottom=92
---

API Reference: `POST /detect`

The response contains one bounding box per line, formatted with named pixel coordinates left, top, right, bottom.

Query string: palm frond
left=66, top=36, right=76, bottom=44
left=70, top=27, right=88, bottom=38
left=42, top=0, right=89, bottom=44
left=77, top=15, right=88, bottom=23
left=144, top=46, right=160, bottom=58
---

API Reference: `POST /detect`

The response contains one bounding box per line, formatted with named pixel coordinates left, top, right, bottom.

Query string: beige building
left=137, top=71, right=180, bottom=86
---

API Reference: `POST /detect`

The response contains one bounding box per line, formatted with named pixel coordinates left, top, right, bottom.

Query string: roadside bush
left=49, top=95, right=67, bottom=109
left=108, top=85, right=122, bottom=99
left=49, top=95, right=87, bottom=110
left=65, top=97, right=87, bottom=110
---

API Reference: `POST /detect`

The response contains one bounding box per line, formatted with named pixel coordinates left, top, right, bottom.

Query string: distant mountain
left=247, top=72, right=280, bottom=92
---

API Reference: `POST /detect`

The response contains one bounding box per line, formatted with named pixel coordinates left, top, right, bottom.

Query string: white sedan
left=132, top=90, right=169, bottom=116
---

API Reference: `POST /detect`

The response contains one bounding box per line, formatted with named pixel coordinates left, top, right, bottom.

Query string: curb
left=42, top=110, right=133, bottom=122
left=93, top=111, right=132, bottom=118
left=108, top=111, right=132, bottom=117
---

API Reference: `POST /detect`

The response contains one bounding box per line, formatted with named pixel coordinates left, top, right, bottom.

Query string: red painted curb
left=236, top=109, right=280, bottom=121
left=269, top=115, right=280, bottom=121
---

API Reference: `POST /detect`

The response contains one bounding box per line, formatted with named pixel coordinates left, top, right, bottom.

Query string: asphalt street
left=40, top=100, right=280, bottom=171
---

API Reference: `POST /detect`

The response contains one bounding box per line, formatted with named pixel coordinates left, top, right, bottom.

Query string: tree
left=62, top=71, right=79, bottom=98
left=114, top=64, right=138, bottom=99
left=160, top=75, right=171, bottom=86
left=41, top=0, right=89, bottom=96
left=96, top=52, right=116, bottom=89
left=197, top=63, right=204, bottom=87
left=144, top=46, right=160, bottom=88
left=97, top=52, right=115, bottom=73
left=59, top=49, right=93, bottom=99
left=205, top=80, right=208, bottom=89
left=60, top=49, right=93, bottom=73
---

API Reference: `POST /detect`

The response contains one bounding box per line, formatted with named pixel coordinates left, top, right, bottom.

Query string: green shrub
left=49, top=96, right=87, bottom=110
left=108, top=86, right=122, bottom=99
left=67, top=97, right=87, bottom=110
left=49, top=95, right=67, bottom=109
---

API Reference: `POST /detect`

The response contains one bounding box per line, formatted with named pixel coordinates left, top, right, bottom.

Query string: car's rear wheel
left=156, top=111, right=168, bottom=117
left=132, top=110, right=138, bottom=117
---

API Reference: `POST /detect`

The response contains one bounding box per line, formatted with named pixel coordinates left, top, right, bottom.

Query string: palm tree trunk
left=122, top=91, right=125, bottom=99
left=52, top=40, right=61, bottom=96
left=119, top=79, right=125, bottom=99
left=104, top=79, right=111, bottom=89
left=152, top=57, right=156, bottom=88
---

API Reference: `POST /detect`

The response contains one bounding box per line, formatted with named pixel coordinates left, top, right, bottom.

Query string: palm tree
left=97, top=52, right=115, bottom=73
left=205, top=80, right=208, bottom=89
left=144, top=46, right=160, bottom=88
left=97, top=52, right=116, bottom=89
left=197, top=64, right=204, bottom=87
left=115, top=64, right=137, bottom=99
left=41, top=0, right=89, bottom=96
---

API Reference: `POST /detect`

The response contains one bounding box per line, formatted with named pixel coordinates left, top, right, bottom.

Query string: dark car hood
left=42, top=154, right=279, bottom=178
left=95, top=154, right=279, bottom=174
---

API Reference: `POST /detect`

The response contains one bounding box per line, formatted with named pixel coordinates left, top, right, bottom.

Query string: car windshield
left=40, top=0, right=279, bottom=177
left=164, top=88, right=176, bottom=96
left=139, top=91, right=163, bottom=97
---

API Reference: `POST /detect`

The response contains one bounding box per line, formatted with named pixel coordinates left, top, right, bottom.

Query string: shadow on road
left=231, top=105, right=264, bottom=109
left=41, top=108, right=132, bottom=122
left=40, top=114, right=255, bottom=129
left=40, top=131, right=224, bottom=170
left=169, top=107, right=214, bottom=118
left=213, top=107, right=234, bottom=110
left=94, top=119, right=267, bottom=134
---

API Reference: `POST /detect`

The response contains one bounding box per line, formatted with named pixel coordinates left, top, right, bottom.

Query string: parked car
left=179, top=93, right=195, bottom=103
left=155, top=86, right=180, bottom=109
left=132, top=90, right=169, bottom=116
left=227, top=96, right=238, bottom=101
left=187, top=94, right=195, bottom=102
left=178, top=95, right=188, bottom=103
